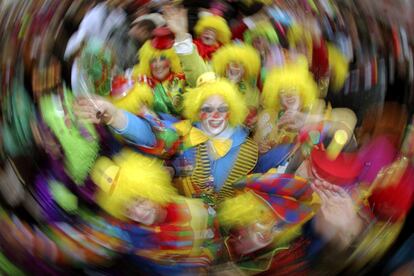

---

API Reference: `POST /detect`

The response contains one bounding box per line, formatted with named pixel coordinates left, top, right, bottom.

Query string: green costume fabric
left=79, top=38, right=113, bottom=96
left=2, top=78, right=35, bottom=157
left=39, top=88, right=99, bottom=185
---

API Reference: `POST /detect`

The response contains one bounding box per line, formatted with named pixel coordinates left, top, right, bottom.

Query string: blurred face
left=150, top=56, right=171, bottom=81
left=125, top=197, right=164, bottom=225
left=280, top=90, right=301, bottom=111
left=200, top=28, right=218, bottom=46
left=230, top=220, right=275, bottom=255
left=200, top=95, right=229, bottom=136
left=226, top=62, right=244, bottom=83
left=252, top=37, right=270, bottom=56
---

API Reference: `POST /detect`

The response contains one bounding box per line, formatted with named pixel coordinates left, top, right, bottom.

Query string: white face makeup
left=200, top=28, right=218, bottom=46
left=280, top=90, right=301, bottom=111
left=226, top=62, right=245, bottom=83
left=200, top=95, right=230, bottom=136
left=150, top=56, right=171, bottom=81
left=125, top=197, right=163, bottom=225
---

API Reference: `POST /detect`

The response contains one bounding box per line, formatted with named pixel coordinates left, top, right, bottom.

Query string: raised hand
left=163, top=5, right=188, bottom=41
left=312, top=180, right=364, bottom=250
left=73, top=96, right=126, bottom=129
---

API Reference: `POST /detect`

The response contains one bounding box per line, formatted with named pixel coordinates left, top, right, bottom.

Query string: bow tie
left=174, top=121, right=233, bottom=159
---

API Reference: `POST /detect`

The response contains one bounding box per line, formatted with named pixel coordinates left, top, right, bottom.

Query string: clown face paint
left=150, top=56, right=171, bottom=81
left=125, top=197, right=165, bottom=225
left=226, top=62, right=245, bottom=83
left=200, top=95, right=229, bottom=136
left=200, top=28, right=217, bottom=46
left=280, top=89, right=301, bottom=111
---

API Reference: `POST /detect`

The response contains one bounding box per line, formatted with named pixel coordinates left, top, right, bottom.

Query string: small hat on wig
left=133, top=27, right=182, bottom=77
left=90, top=149, right=177, bottom=220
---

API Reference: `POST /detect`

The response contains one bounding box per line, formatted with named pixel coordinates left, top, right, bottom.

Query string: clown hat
left=90, top=149, right=176, bottom=219
left=219, top=173, right=314, bottom=228
left=310, top=146, right=363, bottom=186
left=151, top=27, right=175, bottom=50
left=133, top=27, right=182, bottom=77
left=111, top=75, right=135, bottom=99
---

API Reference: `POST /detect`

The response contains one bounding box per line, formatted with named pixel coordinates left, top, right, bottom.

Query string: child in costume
left=74, top=75, right=259, bottom=207
left=164, top=6, right=261, bottom=128
left=131, top=27, right=186, bottom=117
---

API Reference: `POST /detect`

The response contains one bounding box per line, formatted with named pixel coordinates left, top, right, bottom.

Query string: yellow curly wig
left=194, top=15, right=231, bottom=45
left=262, top=57, right=318, bottom=111
left=211, top=43, right=261, bottom=81
left=91, top=149, right=177, bottom=220
left=132, top=41, right=182, bottom=77
left=218, top=191, right=275, bottom=228
left=109, top=83, right=154, bottom=114
left=183, top=78, right=248, bottom=126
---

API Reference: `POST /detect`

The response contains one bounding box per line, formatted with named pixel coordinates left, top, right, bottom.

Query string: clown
left=132, top=27, right=185, bottom=117
left=254, top=58, right=318, bottom=157
left=217, top=172, right=368, bottom=274
left=192, top=12, right=231, bottom=61
left=90, top=149, right=220, bottom=275
left=0, top=149, right=220, bottom=275
left=74, top=75, right=259, bottom=207
left=164, top=6, right=261, bottom=128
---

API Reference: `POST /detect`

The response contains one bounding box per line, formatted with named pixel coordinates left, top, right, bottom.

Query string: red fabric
left=310, top=147, right=363, bottom=186
left=194, top=39, right=221, bottom=61
left=231, top=21, right=248, bottom=41
left=369, top=165, right=414, bottom=222
left=310, top=38, right=329, bottom=81
left=151, top=27, right=175, bottom=50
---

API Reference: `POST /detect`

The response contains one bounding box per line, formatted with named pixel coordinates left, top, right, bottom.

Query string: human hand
left=163, top=5, right=188, bottom=41
left=258, top=140, right=271, bottom=154
left=312, top=180, right=364, bottom=249
left=73, top=96, right=126, bottom=129
left=277, top=110, right=306, bottom=131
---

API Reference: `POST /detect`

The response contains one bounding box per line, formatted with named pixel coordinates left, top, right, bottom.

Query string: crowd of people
left=0, top=0, right=413, bottom=275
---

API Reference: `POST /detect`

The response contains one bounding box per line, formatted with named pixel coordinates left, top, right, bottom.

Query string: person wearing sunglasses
left=74, top=73, right=259, bottom=208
